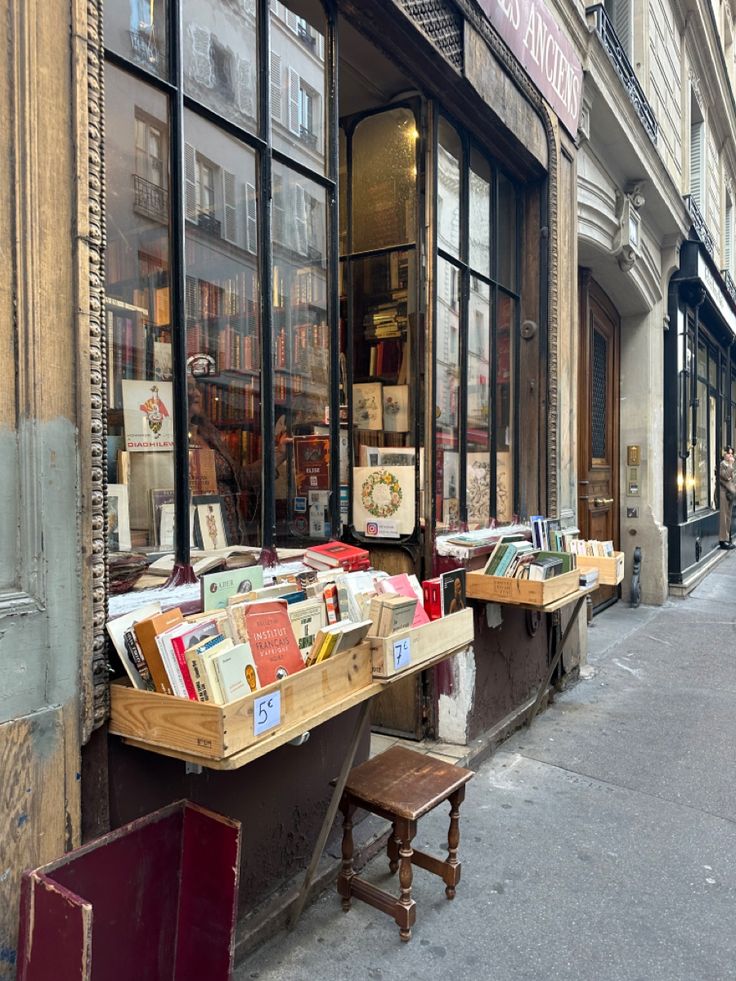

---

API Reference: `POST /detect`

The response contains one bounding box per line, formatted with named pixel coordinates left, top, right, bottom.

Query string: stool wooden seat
left=337, top=745, right=474, bottom=941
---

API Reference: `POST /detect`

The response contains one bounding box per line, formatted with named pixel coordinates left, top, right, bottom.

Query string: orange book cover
left=229, top=599, right=305, bottom=685
left=133, top=607, right=183, bottom=696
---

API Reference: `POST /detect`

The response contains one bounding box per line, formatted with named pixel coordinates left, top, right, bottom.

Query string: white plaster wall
left=437, top=647, right=476, bottom=745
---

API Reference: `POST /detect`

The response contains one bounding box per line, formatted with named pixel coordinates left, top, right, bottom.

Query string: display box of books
left=575, top=551, right=624, bottom=585
left=369, top=607, right=474, bottom=680
left=466, top=568, right=580, bottom=607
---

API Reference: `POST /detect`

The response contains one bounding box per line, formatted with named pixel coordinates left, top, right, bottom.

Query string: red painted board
left=16, top=872, right=92, bottom=981
left=174, top=803, right=241, bottom=981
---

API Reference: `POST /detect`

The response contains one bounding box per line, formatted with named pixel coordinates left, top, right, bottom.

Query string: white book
left=198, top=637, right=235, bottom=704
left=211, top=642, right=260, bottom=703
left=155, top=631, right=189, bottom=698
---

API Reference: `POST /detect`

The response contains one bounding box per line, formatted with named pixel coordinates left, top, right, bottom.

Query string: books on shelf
left=227, top=599, right=305, bottom=684
left=376, top=574, right=429, bottom=626
left=567, top=538, right=614, bottom=557
left=106, top=602, right=162, bottom=690
left=133, top=607, right=184, bottom=696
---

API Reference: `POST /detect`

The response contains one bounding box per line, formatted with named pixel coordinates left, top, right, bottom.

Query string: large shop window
left=681, top=330, right=721, bottom=516
left=104, top=0, right=334, bottom=567
left=434, top=115, right=520, bottom=534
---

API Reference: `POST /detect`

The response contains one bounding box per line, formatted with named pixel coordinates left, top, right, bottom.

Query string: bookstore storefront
left=100, top=0, right=565, bottom=928
left=665, top=239, right=736, bottom=583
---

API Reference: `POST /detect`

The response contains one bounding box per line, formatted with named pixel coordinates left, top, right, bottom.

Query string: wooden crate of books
left=576, top=551, right=625, bottom=585
left=109, top=644, right=374, bottom=763
left=466, top=569, right=580, bottom=607
left=369, top=608, right=474, bottom=680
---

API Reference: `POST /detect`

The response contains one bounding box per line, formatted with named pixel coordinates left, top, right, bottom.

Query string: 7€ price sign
left=392, top=637, right=411, bottom=672
left=254, top=690, right=281, bottom=736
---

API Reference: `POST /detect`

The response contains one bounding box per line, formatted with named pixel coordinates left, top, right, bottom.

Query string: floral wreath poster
left=352, top=466, right=415, bottom=535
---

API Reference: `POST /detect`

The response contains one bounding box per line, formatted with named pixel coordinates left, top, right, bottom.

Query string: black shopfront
left=665, top=239, right=736, bottom=583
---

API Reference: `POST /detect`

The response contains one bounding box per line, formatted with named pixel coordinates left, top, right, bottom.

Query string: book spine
left=201, top=652, right=225, bottom=703
left=323, top=584, right=339, bottom=624
left=156, top=636, right=189, bottom=699
left=185, top=649, right=211, bottom=702
left=123, top=628, right=153, bottom=687
left=134, top=624, right=175, bottom=696
left=170, top=637, right=199, bottom=700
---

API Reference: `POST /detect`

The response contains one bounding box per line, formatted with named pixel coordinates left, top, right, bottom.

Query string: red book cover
left=293, top=435, right=330, bottom=494
left=170, top=619, right=221, bottom=701
left=231, top=600, right=305, bottom=685
left=304, top=540, right=369, bottom=568
left=422, top=578, right=442, bottom=621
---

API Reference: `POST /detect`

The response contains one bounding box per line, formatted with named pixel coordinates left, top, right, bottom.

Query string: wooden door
left=578, top=273, right=620, bottom=610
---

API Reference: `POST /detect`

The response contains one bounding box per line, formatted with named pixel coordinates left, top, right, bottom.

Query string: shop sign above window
left=477, top=0, right=583, bottom=137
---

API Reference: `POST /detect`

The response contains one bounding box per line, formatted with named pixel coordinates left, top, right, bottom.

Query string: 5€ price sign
left=393, top=638, right=411, bottom=672
left=254, top=690, right=281, bottom=736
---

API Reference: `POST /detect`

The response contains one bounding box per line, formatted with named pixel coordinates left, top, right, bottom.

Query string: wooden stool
left=337, top=745, right=473, bottom=941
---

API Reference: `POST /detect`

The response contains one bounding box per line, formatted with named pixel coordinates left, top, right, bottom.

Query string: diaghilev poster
left=122, top=380, right=175, bottom=452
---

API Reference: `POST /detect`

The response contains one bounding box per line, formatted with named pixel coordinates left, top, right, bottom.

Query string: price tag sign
left=254, top=690, right=281, bottom=736
left=393, top=638, right=411, bottom=672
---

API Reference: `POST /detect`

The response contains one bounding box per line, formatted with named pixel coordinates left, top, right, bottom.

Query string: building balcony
left=586, top=4, right=658, bottom=146
left=683, top=195, right=716, bottom=259
left=128, top=29, right=165, bottom=74
left=297, top=25, right=317, bottom=50
left=300, top=126, right=319, bottom=150
left=132, top=175, right=168, bottom=224
left=197, top=212, right=222, bottom=238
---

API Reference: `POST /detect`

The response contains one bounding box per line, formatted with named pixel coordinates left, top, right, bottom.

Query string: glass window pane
left=436, top=257, right=461, bottom=531
left=184, top=112, right=260, bottom=546
left=693, top=378, right=708, bottom=509
left=352, top=108, right=418, bottom=253
left=105, top=65, right=175, bottom=550
left=183, top=0, right=258, bottom=135
left=497, top=173, right=517, bottom=291
left=105, top=0, right=169, bottom=79
left=272, top=162, right=330, bottom=542
left=437, top=118, right=462, bottom=260
left=339, top=128, right=347, bottom=255
left=270, top=2, right=327, bottom=173
left=467, top=276, right=491, bottom=528
left=697, top=341, right=707, bottom=378
left=496, top=292, right=515, bottom=522
left=709, top=351, right=718, bottom=388
left=469, top=149, right=491, bottom=278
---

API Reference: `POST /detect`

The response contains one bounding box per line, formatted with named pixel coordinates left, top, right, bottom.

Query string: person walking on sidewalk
left=718, top=445, right=736, bottom=549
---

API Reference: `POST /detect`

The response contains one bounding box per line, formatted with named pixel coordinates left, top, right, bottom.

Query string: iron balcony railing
left=586, top=4, right=658, bottom=146
left=132, top=175, right=168, bottom=223
left=722, top=269, right=736, bottom=305
left=128, top=30, right=165, bottom=74
left=197, top=212, right=222, bottom=237
left=297, top=24, right=316, bottom=49
left=683, top=194, right=716, bottom=259
left=300, top=126, right=319, bottom=150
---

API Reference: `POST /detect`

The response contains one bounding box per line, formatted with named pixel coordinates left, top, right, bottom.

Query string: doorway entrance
left=578, top=273, right=620, bottom=612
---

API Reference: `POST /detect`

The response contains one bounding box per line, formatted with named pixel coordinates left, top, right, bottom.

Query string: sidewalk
left=237, top=559, right=736, bottom=981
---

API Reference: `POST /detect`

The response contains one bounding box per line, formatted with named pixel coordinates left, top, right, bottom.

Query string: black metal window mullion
left=326, top=0, right=341, bottom=538
left=169, top=0, right=192, bottom=570
left=457, top=130, right=470, bottom=526
left=259, top=0, right=275, bottom=550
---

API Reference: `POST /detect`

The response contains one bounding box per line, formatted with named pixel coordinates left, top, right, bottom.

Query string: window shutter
left=295, top=183, right=307, bottom=254
left=223, top=171, right=238, bottom=245
left=272, top=175, right=285, bottom=245
left=286, top=9, right=298, bottom=31
left=726, top=200, right=733, bottom=273
left=691, top=121, right=704, bottom=208
left=270, top=52, right=282, bottom=122
left=184, top=143, right=197, bottom=222
left=246, top=182, right=257, bottom=254
left=612, top=0, right=632, bottom=60
left=288, top=67, right=300, bottom=135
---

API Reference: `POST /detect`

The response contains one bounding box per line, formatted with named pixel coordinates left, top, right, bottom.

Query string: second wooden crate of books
left=370, top=608, right=474, bottom=680
left=576, top=551, right=625, bottom=585
left=109, top=644, right=373, bottom=763
left=466, top=569, right=580, bottom=607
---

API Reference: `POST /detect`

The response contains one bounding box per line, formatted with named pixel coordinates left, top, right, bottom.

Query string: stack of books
left=303, top=541, right=370, bottom=573
left=568, top=538, right=614, bottom=557
left=482, top=535, right=577, bottom=582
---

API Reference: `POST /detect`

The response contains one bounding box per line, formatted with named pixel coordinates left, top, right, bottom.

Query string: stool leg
left=339, top=799, right=356, bottom=912
left=445, top=786, right=466, bottom=900
left=387, top=823, right=400, bottom=875
left=396, top=818, right=417, bottom=942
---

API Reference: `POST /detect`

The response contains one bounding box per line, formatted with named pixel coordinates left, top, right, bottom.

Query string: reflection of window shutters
left=286, top=9, right=297, bottom=31
left=223, top=171, right=238, bottom=245
left=185, top=143, right=197, bottom=221
left=288, top=68, right=300, bottom=135
left=236, top=57, right=254, bottom=119
left=295, top=183, right=307, bottom=254
left=189, top=25, right=214, bottom=87
left=273, top=175, right=285, bottom=245
left=726, top=197, right=733, bottom=273
left=270, top=52, right=282, bottom=122
left=691, top=120, right=704, bottom=207
left=246, top=183, right=257, bottom=254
